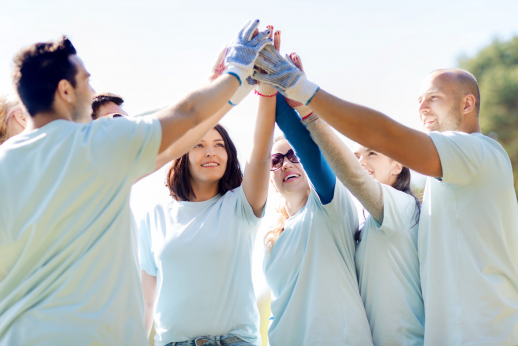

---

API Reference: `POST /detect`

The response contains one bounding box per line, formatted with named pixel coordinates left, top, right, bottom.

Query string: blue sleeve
left=275, top=93, right=336, bottom=205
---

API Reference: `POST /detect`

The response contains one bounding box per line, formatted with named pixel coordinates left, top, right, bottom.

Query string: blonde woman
left=0, top=94, right=27, bottom=144
left=262, top=94, right=373, bottom=346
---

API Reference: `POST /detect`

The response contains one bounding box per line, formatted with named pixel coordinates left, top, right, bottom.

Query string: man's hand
left=225, top=19, right=272, bottom=86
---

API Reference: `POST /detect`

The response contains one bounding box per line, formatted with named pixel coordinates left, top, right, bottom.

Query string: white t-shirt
left=139, top=186, right=262, bottom=346
left=0, top=117, right=161, bottom=345
left=421, top=131, right=518, bottom=346
left=355, top=184, right=424, bottom=345
left=263, top=179, right=373, bottom=346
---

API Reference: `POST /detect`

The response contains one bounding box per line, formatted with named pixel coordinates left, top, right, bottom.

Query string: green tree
left=459, top=36, right=518, bottom=196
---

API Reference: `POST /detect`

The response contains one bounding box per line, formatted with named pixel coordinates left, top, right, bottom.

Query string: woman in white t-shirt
left=263, top=92, right=374, bottom=346
left=304, top=114, right=425, bottom=345
left=139, top=101, right=276, bottom=345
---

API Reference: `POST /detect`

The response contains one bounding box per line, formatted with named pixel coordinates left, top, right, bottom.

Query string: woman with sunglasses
left=280, top=53, right=424, bottom=345
left=138, top=23, right=277, bottom=346
left=262, top=92, right=373, bottom=345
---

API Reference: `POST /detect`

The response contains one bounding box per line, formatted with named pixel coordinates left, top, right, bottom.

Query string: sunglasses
left=271, top=149, right=299, bottom=171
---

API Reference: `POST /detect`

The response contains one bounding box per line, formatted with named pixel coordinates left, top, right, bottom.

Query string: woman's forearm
left=305, top=117, right=384, bottom=223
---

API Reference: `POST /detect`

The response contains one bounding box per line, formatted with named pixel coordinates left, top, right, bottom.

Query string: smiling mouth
left=424, top=119, right=436, bottom=126
left=201, top=163, right=219, bottom=167
left=283, top=173, right=300, bottom=182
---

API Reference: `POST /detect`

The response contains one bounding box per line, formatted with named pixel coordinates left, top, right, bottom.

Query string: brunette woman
left=139, top=103, right=275, bottom=345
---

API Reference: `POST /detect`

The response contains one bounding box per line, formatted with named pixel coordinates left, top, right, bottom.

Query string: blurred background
left=2, top=1, right=518, bottom=344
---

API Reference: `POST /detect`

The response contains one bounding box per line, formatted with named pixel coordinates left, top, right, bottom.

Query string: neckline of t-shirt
left=173, top=193, right=222, bottom=207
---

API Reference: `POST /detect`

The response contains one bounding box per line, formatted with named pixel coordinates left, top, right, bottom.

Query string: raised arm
left=307, top=90, right=442, bottom=177
left=304, top=115, right=384, bottom=223
left=152, top=19, right=272, bottom=167
left=275, top=94, right=336, bottom=204
left=242, top=95, right=276, bottom=217
left=253, top=47, right=442, bottom=178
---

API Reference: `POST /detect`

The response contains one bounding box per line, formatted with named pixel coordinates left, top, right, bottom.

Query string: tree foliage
left=459, top=36, right=518, bottom=195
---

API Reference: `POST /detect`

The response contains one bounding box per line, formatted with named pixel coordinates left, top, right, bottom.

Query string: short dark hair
left=166, top=124, right=243, bottom=201
left=91, top=92, right=124, bottom=119
left=12, top=36, right=77, bottom=117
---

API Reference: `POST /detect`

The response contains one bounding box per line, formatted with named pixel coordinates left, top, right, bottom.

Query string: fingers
left=289, top=53, right=304, bottom=72
left=243, top=19, right=261, bottom=41
left=274, top=30, right=281, bottom=51
left=208, top=46, right=229, bottom=83
left=266, top=25, right=274, bottom=39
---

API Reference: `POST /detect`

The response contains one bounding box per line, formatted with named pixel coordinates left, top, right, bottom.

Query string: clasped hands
left=209, top=19, right=319, bottom=117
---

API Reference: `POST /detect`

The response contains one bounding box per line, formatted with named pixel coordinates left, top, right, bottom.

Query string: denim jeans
left=165, top=333, right=251, bottom=346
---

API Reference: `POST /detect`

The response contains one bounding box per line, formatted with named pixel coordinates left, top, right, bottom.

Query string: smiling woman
left=167, top=124, right=242, bottom=202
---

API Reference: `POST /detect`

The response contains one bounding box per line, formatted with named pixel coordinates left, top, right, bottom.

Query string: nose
left=205, top=146, right=216, bottom=157
left=280, top=156, right=293, bottom=170
left=418, top=99, right=429, bottom=117
left=358, top=155, right=367, bottom=167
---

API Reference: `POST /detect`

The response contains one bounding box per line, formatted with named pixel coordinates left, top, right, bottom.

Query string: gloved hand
left=225, top=19, right=272, bottom=86
left=283, top=53, right=313, bottom=119
left=254, top=26, right=279, bottom=98
left=207, top=45, right=257, bottom=106
left=253, top=46, right=319, bottom=105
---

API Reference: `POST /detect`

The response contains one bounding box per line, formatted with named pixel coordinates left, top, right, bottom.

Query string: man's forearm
left=308, top=89, right=442, bottom=177
left=154, top=74, right=239, bottom=156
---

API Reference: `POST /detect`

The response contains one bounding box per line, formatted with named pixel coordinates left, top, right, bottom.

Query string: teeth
left=284, top=174, right=299, bottom=182
left=202, top=163, right=219, bottom=167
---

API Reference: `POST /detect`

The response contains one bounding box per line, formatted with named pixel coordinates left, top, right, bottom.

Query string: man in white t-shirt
left=254, top=56, right=518, bottom=345
left=0, top=20, right=272, bottom=346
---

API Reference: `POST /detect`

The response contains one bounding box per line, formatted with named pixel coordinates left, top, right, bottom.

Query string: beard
left=71, top=97, right=93, bottom=123
left=423, top=105, right=462, bottom=133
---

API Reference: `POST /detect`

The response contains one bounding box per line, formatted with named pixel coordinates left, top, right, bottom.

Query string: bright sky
left=2, top=0, right=517, bottom=296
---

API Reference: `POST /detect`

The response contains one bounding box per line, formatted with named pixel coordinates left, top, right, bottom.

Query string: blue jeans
left=165, top=334, right=251, bottom=346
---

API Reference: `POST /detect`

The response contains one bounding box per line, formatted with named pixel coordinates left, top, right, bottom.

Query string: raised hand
left=253, top=45, right=319, bottom=106
left=283, top=53, right=313, bottom=119
left=254, top=26, right=280, bottom=98
left=225, top=19, right=272, bottom=86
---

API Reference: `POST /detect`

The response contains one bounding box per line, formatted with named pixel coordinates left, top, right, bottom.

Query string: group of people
left=1, top=19, right=518, bottom=346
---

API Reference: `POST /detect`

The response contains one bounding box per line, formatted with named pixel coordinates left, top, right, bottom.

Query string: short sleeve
left=138, top=213, right=157, bottom=276
left=235, top=186, right=265, bottom=227
left=322, top=179, right=358, bottom=228
left=90, top=116, right=162, bottom=182
left=376, top=184, right=418, bottom=236
left=429, top=131, right=484, bottom=187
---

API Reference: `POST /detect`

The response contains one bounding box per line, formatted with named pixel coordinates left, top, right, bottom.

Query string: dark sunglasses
left=271, top=149, right=299, bottom=171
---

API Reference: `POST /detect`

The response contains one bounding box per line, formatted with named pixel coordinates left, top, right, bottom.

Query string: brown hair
left=166, top=124, right=242, bottom=201
left=264, top=136, right=289, bottom=250
left=91, top=92, right=124, bottom=120
left=12, top=36, right=77, bottom=116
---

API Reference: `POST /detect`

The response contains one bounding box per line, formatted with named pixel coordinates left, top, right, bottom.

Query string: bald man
left=255, top=62, right=518, bottom=344
left=312, top=69, right=518, bottom=345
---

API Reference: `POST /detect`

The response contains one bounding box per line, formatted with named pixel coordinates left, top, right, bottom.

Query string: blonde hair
left=0, top=94, right=20, bottom=144
left=264, top=136, right=289, bottom=250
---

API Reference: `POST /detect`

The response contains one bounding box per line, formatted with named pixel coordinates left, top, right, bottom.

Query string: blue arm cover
left=275, top=94, right=336, bottom=205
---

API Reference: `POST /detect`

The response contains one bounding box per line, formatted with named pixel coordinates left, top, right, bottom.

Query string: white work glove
left=283, top=53, right=313, bottom=119
left=225, top=19, right=272, bottom=86
left=253, top=46, right=319, bottom=105
left=208, top=46, right=257, bottom=106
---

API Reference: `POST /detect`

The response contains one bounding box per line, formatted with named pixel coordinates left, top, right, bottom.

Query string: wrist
left=285, top=78, right=319, bottom=105
left=225, top=65, right=250, bottom=86
left=255, top=83, right=278, bottom=97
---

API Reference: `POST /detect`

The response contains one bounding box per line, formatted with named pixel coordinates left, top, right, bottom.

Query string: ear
left=462, top=94, right=476, bottom=115
left=14, top=111, right=28, bottom=127
left=55, top=79, right=75, bottom=104
left=391, top=162, right=403, bottom=177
